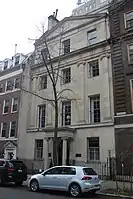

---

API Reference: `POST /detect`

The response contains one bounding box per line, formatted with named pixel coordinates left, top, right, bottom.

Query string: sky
left=0, top=0, right=77, bottom=60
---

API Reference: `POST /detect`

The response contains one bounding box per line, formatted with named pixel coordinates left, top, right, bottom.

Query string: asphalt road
left=0, top=184, right=119, bottom=199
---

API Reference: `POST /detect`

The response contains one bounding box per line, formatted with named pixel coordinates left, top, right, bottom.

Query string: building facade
left=0, top=53, right=28, bottom=159
left=109, top=0, right=133, bottom=163
left=18, top=2, right=115, bottom=172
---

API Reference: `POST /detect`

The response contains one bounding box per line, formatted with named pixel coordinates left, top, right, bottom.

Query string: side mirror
left=42, top=172, right=46, bottom=176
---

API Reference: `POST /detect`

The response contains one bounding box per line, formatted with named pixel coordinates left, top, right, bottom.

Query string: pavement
left=0, top=185, right=124, bottom=199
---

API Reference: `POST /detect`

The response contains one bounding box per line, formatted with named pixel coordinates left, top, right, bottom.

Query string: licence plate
left=18, top=169, right=22, bottom=172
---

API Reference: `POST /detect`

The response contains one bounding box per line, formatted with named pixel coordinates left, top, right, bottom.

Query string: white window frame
left=88, top=59, right=99, bottom=78
left=9, top=121, right=16, bottom=138
left=2, top=100, right=9, bottom=115
left=87, top=29, right=97, bottom=45
left=0, top=122, right=6, bottom=138
left=124, top=11, right=133, bottom=29
left=87, top=137, right=100, bottom=161
left=11, top=98, right=19, bottom=113
left=127, top=44, right=133, bottom=64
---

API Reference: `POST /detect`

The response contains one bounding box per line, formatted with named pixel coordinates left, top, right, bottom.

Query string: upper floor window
left=38, top=104, right=46, bottom=128
left=3, top=100, right=9, bottom=114
left=4, top=61, right=8, bottom=70
left=41, top=48, right=49, bottom=62
left=40, top=75, right=47, bottom=90
left=88, top=60, right=99, bottom=78
left=9, top=121, right=16, bottom=137
left=128, top=44, right=133, bottom=64
left=34, top=139, right=43, bottom=160
left=14, top=78, right=20, bottom=89
left=63, top=39, right=70, bottom=55
left=87, top=137, right=100, bottom=161
left=62, top=101, right=71, bottom=126
left=0, top=83, right=3, bottom=93
left=15, top=56, right=20, bottom=66
left=11, top=98, right=19, bottom=113
left=6, top=80, right=13, bottom=91
left=87, top=29, right=97, bottom=45
left=89, top=95, right=100, bottom=123
left=125, top=11, right=133, bottom=29
left=62, top=67, right=71, bottom=84
left=1, top=122, right=7, bottom=138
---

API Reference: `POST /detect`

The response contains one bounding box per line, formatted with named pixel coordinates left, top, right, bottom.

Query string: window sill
left=2, top=113, right=8, bottom=115
left=11, top=111, right=18, bottom=114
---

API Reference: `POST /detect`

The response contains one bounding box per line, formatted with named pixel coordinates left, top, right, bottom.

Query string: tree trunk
left=53, top=85, right=58, bottom=166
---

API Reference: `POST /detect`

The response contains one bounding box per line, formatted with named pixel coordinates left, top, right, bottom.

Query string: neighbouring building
left=0, top=53, right=29, bottom=159
left=109, top=0, right=133, bottom=167
left=17, top=0, right=115, bottom=173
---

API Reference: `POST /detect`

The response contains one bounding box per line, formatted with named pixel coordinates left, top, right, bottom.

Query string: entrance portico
left=43, top=127, right=75, bottom=169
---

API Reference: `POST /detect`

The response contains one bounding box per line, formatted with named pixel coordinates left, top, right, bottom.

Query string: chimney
left=48, top=10, right=59, bottom=30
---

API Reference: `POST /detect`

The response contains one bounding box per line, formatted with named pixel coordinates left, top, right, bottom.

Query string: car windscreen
left=83, top=168, right=97, bottom=175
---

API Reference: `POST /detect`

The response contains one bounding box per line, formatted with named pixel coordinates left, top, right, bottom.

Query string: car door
left=57, top=167, right=76, bottom=190
left=40, top=167, right=62, bottom=190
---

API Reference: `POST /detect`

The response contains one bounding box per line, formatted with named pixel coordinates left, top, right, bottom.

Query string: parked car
left=28, top=166, right=101, bottom=197
left=0, top=159, right=27, bottom=186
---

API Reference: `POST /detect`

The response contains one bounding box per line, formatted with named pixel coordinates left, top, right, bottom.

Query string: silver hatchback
left=28, top=166, right=101, bottom=197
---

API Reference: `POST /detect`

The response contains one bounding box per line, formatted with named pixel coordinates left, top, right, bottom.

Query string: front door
left=40, top=167, right=62, bottom=189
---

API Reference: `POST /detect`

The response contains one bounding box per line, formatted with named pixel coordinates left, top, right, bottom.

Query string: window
left=3, top=100, right=9, bottom=114
left=61, top=167, right=76, bottom=175
left=62, top=67, right=71, bottom=84
left=12, top=98, right=19, bottom=112
left=0, top=160, right=6, bottom=167
left=4, top=61, right=8, bottom=70
left=0, top=83, right=3, bottom=93
left=1, top=122, right=7, bottom=137
left=63, top=39, right=70, bottom=54
left=15, top=56, right=20, bottom=65
left=89, top=95, right=100, bottom=123
left=83, top=168, right=97, bottom=175
left=125, top=11, right=133, bottom=29
left=45, top=167, right=62, bottom=175
left=34, top=140, right=43, bottom=160
left=6, top=80, right=13, bottom=91
left=14, top=78, right=20, bottom=89
left=87, top=29, right=97, bottom=45
left=40, top=75, right=47, bottom=90
left=62, top=101, right=71, bottom=126
left=128, top=44, right=133, bottom=64
left=87, top=137, right=100, bottom=161
left=88, top=60, right=99, bottom=78
left=41, top=48, right=49, bottom=62
left=38, top=105, right=46, bottom=128
left=9, top=121, right=16, bottom=137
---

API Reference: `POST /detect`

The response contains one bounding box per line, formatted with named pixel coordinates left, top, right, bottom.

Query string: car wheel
left=69, top=183, right=81, bottom=197
left=30, top=179, right=39, bottom=192
left=15, top=181, right=23, bottom=186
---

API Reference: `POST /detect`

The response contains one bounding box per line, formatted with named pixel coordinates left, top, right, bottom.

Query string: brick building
left=0, top=53, right=28, bottom=159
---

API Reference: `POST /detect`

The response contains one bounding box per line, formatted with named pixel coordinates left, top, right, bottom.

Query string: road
left=0, top=184, right=119, bottom=199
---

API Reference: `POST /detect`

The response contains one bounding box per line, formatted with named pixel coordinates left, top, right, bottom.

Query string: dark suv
left=0, top=159, right=27, bottom=186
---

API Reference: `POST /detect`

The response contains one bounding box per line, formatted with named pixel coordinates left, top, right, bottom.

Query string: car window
left=45, top=167, right=62, bottom=175
left=83, top=168, right=97, bottom=175
left=7, top=161, right=14, bottom=168
left=0, top=160, right=5, bottom=166
left=61, top=167, right=76, bottom=175
left=10, top=160, right=26, bottom=169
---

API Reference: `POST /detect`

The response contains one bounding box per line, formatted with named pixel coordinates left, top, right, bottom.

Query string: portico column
left=44, top=138, right=49, bottom=170
left=62, top=137, right=67, bottom=165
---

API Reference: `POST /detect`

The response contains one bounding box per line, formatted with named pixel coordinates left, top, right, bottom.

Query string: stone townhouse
left=17, top=1, right=115, bottom=172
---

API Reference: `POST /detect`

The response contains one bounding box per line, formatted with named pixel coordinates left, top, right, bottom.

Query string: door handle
left=53, top=176, right=57, bottom=179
